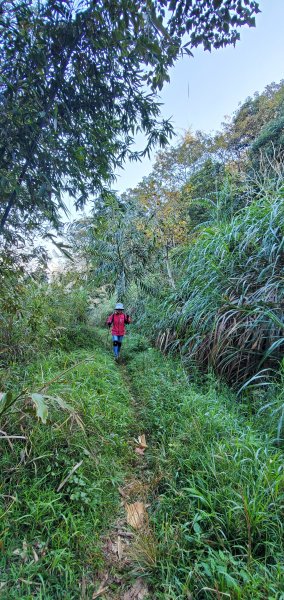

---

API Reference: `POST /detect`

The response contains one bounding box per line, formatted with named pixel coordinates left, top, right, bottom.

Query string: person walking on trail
left=106, top=303, right=131, bottom=359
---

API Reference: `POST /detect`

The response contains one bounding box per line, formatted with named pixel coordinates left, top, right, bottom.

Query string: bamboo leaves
left=0, top=0, right=260, bottom=253
left=30, top=393, right=49, bottom=424
left=0, top=388, right=79, bottom=425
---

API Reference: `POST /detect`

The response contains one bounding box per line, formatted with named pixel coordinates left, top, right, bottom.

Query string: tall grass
left=127, top=345, right=284, bottom=599
left=0, top=346, right=134, bottom=599
left=155, top=181, right=284, bottom=386
left=0, top=274, right=92, bottom=369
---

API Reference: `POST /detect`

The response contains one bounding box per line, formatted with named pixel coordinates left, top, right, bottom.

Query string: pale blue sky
left=114, top=0, right=284, bottom=193
left=53, top=0, right=283, bottom=265
left=62, top=0, right=284, bottom=223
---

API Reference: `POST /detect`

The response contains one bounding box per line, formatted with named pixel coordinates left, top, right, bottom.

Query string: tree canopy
left=0, top=0, right=260, bottom=251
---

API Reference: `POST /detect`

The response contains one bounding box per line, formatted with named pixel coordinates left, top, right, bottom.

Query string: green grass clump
left=0, top=346, right=134, bottom=599
left=127, top=349, right=284, bottom=599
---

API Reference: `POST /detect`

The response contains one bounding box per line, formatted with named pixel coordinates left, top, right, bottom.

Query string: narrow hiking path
left=92, top=330, right=284, bottom=600
left=90, top=332, right=159, bottom=600
left=1, top=331, right=283, bottom=599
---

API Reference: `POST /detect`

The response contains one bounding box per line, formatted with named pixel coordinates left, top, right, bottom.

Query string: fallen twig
left=57, top=460, right=83, bottom=492
left=0, top=435, right=27, bottom=440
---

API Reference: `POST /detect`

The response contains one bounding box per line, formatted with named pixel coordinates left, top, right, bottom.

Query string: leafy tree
left=250, top=115, right=284, bottom=169
left=0, top=0, right=260, bottom=250
left=69, top=194, right=162, bottom=297
left=214, top=80, right=284, bottom=164
left=152, top=130, right=212, bottom=190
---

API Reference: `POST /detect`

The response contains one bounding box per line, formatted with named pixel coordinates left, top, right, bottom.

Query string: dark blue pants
left=112, top=335, right=124, bottom=357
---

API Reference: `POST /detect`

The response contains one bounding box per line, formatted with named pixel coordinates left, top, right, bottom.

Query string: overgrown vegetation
left=127, top=340, right=284, bottom=599
left=161, top=181, right=284, bottom=384
left=73, top=80, right=284, bottom=391
left=0, top=270, right=91, bottom=368
left=1, top=4, right=284, bottom=597
left=0, top=330, right=283, bottom=598
left=0, top=345, right=134, bottom=599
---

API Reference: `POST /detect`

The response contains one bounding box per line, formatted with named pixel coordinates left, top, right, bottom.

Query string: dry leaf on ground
left=117, top=535, right=123, bottom=559
left=32, top=547, right=39, bottom=562
left=125, top=502, right=146, bottom=529
left=123, top=577, right=149, bottom=600
left=137, top=434, right=147, bottom=448
left=135, top=447, right=145, bottom=455
left=118, top=486, right=128, bottom=498
left=13, top=539, right=29, bottom=562
left=135, top=434, right=147, bottom=455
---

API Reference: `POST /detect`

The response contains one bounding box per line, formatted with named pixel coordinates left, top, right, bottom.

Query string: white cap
left=115, top=302, right=124, bottom=310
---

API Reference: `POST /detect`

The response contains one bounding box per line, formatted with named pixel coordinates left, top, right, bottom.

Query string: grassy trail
left=0, top=341, right=145, bottom=599
left=95, top=332, right=284, bottom=599
left=0, top=332, right=283, bottom=599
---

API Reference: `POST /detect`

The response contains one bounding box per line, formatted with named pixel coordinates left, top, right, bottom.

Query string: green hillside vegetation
left=1, top=79, right=284, bottom=598
left=71, top=80, right=284, bottom=390
left=0, top=345, right=134, bottom=598
left=127, top=342, right=284, bottom=599
left=1, top=1, right=284, bottom=596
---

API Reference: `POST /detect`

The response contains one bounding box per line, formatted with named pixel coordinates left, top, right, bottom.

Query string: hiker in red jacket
left=106, top=303, right=131, bottom=359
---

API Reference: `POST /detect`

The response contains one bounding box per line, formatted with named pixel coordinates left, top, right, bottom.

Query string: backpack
left=108, top=313, right=130, bottom=325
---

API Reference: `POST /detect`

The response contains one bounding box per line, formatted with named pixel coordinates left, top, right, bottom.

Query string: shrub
left=0, top=274, right=92, bottom=370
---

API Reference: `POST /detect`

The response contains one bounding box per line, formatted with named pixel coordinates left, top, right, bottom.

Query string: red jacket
left=106, top=312, right=131, bottom=336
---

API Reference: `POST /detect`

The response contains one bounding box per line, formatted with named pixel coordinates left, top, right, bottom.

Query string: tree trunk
left=165, top=247, right=176, bottom=289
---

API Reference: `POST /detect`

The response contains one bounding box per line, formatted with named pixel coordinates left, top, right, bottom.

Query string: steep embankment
left=1, top=333, right=283, bottom=599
